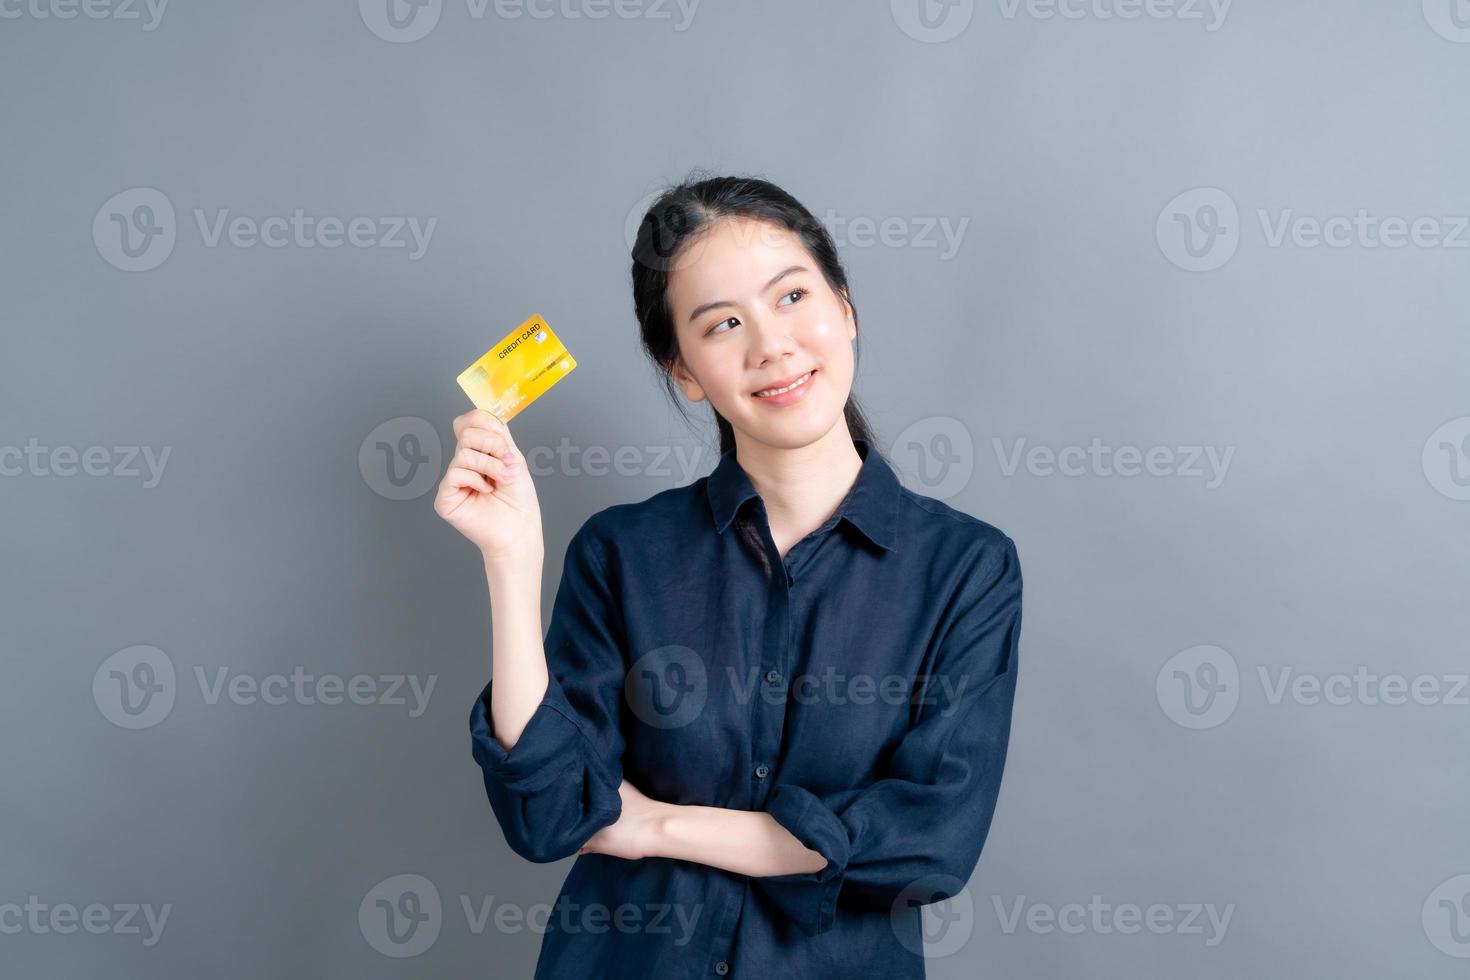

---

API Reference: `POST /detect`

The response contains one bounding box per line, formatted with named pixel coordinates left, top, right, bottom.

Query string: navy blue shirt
left=469, top=437, right=1023, bottom=978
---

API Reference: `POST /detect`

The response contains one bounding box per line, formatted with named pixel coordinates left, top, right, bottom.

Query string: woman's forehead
left=670, top=220, right=809, bottom=294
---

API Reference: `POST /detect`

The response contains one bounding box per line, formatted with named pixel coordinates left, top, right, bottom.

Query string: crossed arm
left=576, top=779, right=829, bottom=877
left=478, top=522, right=1022, bottom=921
left=483, top=552, right=827, bottom=879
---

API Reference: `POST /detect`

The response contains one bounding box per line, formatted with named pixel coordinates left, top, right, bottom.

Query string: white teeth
left=754, top=371, right=813, bottom=397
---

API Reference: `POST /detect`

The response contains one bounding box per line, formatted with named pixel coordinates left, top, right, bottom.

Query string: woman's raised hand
left=434, top=409, right=543, bottom=564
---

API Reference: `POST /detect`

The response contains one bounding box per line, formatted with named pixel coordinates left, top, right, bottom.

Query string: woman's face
left=665, top=216, right=857, bottom=452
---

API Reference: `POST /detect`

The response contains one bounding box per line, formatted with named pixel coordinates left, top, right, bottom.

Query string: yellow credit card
left=456, top=314, right=577, bottom=422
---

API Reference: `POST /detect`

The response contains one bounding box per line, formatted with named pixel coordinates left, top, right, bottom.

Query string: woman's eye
left=706, top=288, right=807, bottom=335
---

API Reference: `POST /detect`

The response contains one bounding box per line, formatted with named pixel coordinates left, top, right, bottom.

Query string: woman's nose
left=746, top=314, right=796, bottom=365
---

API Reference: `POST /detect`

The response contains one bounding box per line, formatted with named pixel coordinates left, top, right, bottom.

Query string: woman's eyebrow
left=686, top=265, right=809, bottom=324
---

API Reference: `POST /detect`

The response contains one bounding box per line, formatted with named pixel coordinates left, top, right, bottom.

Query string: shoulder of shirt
left=895, top=481, right=1019, bottom=569
left=566, top=478, right=710, bottom=551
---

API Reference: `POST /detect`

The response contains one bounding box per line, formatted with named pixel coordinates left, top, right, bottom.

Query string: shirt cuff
left=757, top=783, right=852, bottom=937
left=468, top=676, right=586, bottom=794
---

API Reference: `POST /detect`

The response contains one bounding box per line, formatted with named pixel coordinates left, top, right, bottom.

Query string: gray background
left=3, top=0, right=1468, bottom=977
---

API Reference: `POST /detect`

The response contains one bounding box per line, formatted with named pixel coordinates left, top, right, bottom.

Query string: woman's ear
left=669, top=354, right=707, bottom=404
left=842, top=289, right=857, bottom=341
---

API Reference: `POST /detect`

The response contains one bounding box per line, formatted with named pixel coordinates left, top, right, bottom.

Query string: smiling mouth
left=752, top=370, right=816, bottom=398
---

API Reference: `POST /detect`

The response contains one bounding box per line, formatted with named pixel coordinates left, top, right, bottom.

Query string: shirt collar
left=706, top=437, right=901, bottom=552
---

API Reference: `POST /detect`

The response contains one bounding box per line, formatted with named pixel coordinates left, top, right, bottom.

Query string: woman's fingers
left=451, top=409, right=487, bottom=440
left=456, top=424, right=517, bottom=462
left=452, top=408, right=510, bottom=443
left=451, top=444, right=509, bottom=481
left=442, top=461, right=493, bottom=495
left=442, top=410, right=527, bottom=506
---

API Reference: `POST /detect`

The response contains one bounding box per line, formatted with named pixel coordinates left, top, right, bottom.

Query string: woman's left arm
left=584, top=535, right=1022, bottom=940
left=578, top=780, right=828, bottom=878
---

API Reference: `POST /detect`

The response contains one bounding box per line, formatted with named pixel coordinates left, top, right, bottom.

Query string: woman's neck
left=732, top=426, right=863, bottom=558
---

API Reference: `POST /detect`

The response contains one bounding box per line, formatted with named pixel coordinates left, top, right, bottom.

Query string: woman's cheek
left=806, top=315, right=853, bottom=358
left=809, top=318, right=854, bottom=369
left=705, top=358, right=749, bottom=406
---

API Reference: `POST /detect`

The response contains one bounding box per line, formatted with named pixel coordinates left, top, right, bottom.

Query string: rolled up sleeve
left=755, top=536, right=1023, bottom=935
left=468, top=520, right=628, bottom=864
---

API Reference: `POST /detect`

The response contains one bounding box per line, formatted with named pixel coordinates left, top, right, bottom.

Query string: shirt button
left=764, top=669, right=781, bottom=684
left=754, top=763, right=769, bottom=779
left=715, top=961, right=729, bottom=975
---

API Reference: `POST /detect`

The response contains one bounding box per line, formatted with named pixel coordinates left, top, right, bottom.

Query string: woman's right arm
left=482, top=555, right=547, bottom=753
left=436, top=409, right=549, bottom=751
left=435, top=410, right=626, bottom=863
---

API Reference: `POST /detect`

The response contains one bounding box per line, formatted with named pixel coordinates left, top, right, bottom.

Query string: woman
left=434, top=174, right=1023, bottom=978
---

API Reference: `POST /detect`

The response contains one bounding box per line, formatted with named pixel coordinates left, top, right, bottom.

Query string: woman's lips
left=751, top=369, right=816, bottom=404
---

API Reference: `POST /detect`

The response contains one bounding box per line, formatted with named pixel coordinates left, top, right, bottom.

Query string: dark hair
left=629, top=170, right=883, bottom=460
left=628, top=171, right=886, bottom=579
